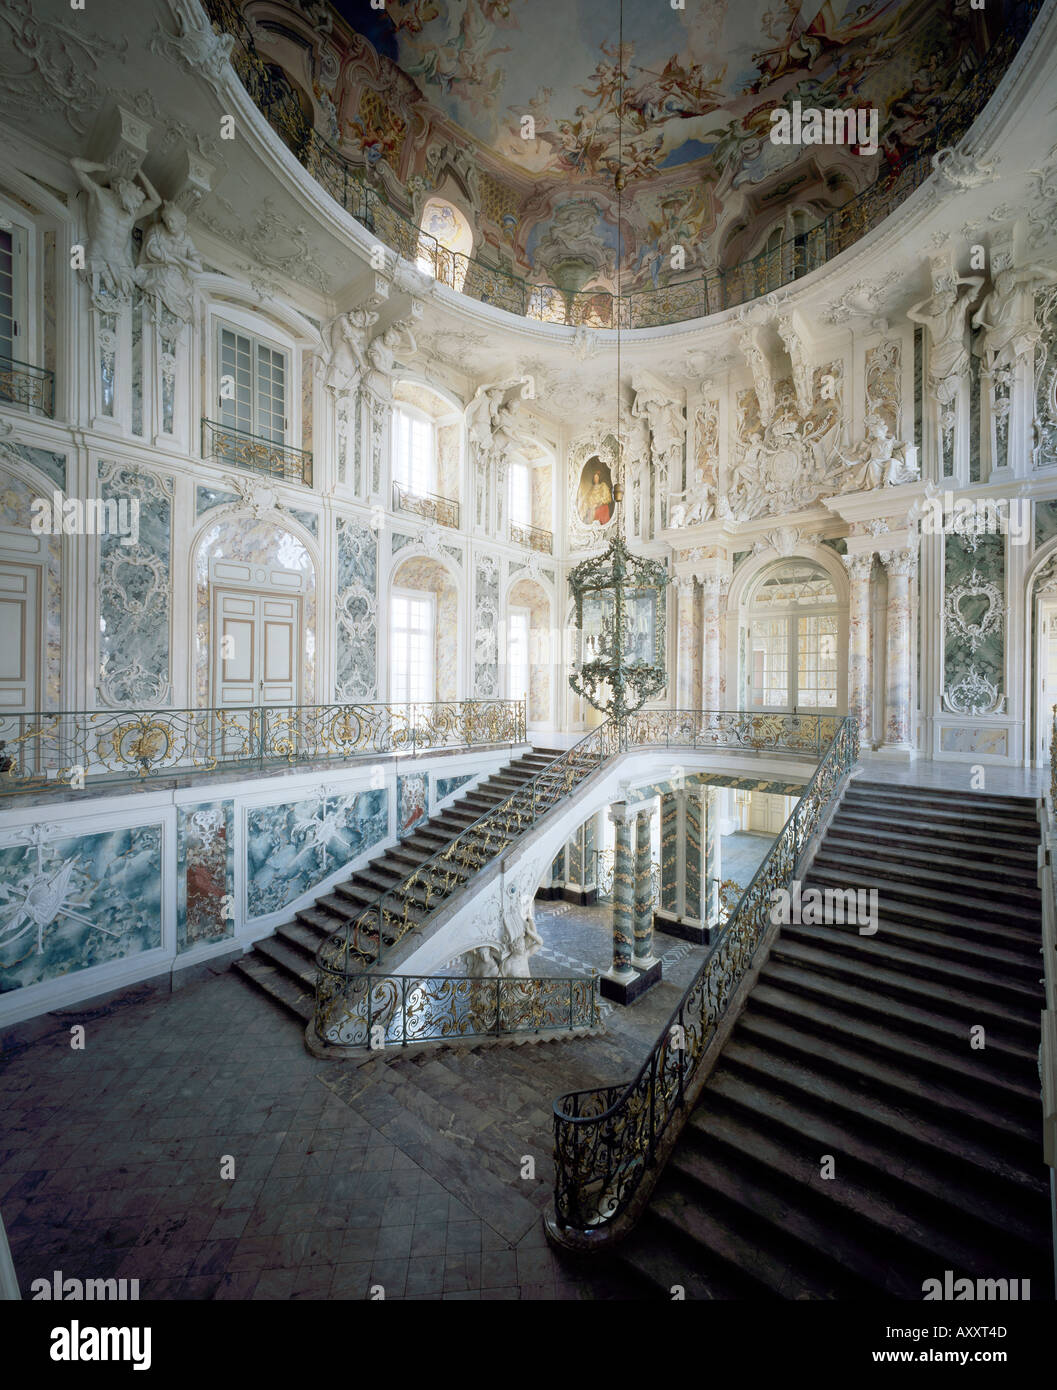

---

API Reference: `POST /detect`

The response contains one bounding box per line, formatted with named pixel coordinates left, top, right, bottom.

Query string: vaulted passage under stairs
left=608, top=782, right=1052, bottom=1299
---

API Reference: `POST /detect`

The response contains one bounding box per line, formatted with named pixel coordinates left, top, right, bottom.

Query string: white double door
left=213, top=587, right=301, bottom=709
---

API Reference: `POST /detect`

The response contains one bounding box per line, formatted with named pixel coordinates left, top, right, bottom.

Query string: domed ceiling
left=251, top=0, right=1021, bottom=295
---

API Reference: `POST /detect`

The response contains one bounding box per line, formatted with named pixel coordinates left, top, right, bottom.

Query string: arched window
left=416, top=198, right=474, bottom=292
left=744, top=560, right=842, bottom=713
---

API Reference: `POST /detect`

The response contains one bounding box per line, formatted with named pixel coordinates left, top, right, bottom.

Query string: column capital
left=842, top=551, right=874, bottom=580
left=608, top=801, right=637, bottom=828
left=674, top=574, right=696, bottom=598
left=878, top=546, right=918, bottom=576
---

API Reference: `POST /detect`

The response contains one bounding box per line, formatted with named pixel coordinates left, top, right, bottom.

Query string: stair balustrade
left=314, top=968, right=598, bottom=1053
left=548, top=714, right=860, bottom=1245
left=314, top=709, right=839, bottom=1039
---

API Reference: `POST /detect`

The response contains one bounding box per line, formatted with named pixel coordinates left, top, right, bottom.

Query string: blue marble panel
left=435, top=773, right=473, bottom=802
left=1035, top=499, right=1057, bottom=551
left=391, top=532, right=415, bottom=554
left=0, top=823, right=163, bottom=992
left=97, top=463, right=172, bottom=706
left=943, top=531, right=1004, bottom=699
left=335, top=516, right=378, bottom=701
left=397, top=773, right=428, bottom=838
left=288, top=506, right=319, bottom=538
left=246, top=787, right=387, bottom=917
left=2, top=442, right=66, bottom=490
left=196, top=485, right=239, bottom=517
left=473, top=555, right=500, bottom=698
left=176, top=801, right=235, bottom=953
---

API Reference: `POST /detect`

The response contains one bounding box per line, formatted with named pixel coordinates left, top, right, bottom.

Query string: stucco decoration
left=96, top=462, right=172, bottom=707
left=835, top=416, right=919, bottom=490
left=335, top=516, right=378, bottom=701
left=864, top=339, right=902, bottom=438
left=1033, top=284, right=1057, bottom=468
left=722, top=364, right=844, bottom=521
left=473, top=553, right=500, bottom=698
left=943, top=531, right=1004, bottom=709
left=567, top=432, right=620, bottom=548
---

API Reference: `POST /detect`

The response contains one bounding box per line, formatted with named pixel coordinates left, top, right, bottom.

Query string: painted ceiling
left=258, top=0, right=1019, bottom=290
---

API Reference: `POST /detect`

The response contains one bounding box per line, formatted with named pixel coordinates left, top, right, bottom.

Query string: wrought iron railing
left=201, top=418, right=313, bottom=486
left=315, top=709, right=833, bottom=988
left=594, top=848, right=660, bottom=906
left=392, top=480, right=460, bottom=529
left=549, top=714, right=859, bottom=1242
left=0, top=354, right=54, bottom=415
left=0, top=699, right=526, bottom=796
left=511, top=522, right=553, bottom=555
left=314, top=968, right=597, bottom=1049
left=202, top=0, right=1041, bottom=329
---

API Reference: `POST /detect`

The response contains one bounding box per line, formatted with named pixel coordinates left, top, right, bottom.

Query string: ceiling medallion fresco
left=254, top=0, right=1022, bottom=295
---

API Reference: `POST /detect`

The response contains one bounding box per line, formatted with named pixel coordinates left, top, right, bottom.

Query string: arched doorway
left=741, top=558, right=846, bottom=714
left=389, top=555, right=459, bottom=704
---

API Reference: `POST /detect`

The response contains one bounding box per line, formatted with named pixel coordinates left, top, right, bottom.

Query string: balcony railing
left=202, top=418, right=313, bottom=487
left=392, top=481, right=460, bottom=529
left=511, top=522, right=553, bottom=555
left=0, top=699, right=526, bottom=797
left=202, top=0, right=1042, bottom=329
left=314, top=969, right=598, bottom=1052
left=0, top=355, right=54, bottom=416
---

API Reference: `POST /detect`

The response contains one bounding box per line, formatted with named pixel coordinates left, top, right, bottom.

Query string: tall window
left=745, top=561, right=840, bottom=712
left=391, top=593, right=434, bottom=704
left=393, top=409, right=435, bottom=496
left=508, top=608, right=530, bottom=706
left=217, top=323, right=287, bottom=442
left=0, top=222, right=26, bottom=366
left=509, top=462, right=531, bottom=528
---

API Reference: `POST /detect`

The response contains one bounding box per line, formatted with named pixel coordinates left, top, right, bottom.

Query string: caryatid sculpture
left=71, top=157, right=161, bottom=299
left=906, top=268, right=985, bottom=435
left=320, top=306, right=378, bottom=399
left=972, top=260, right=1057, bottom=373
left=136, top=202, right=202, bottom=321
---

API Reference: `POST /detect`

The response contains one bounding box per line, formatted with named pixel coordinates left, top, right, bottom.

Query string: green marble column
left=660, top=792, right=680, bottom=915
left=633, top=807, right=658, bottom=967
left=704, top=786, right=721, bottom=929
left=609, top=806, right=635, bottom=979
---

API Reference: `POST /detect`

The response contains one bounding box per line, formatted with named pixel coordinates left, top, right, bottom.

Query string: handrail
left=313, top=967, right=598, bottom=1050
left=315, top=709, right=834, bottom=980
left=0, top=354, right=54, bottom=416
left=549, top=714, right=859, bottom=1243
left=0, top=698, right=526, bottom=796
left=201, top=0, right=1042, bottom=330
left=510, top=521, right=553, bottom=555
left=392, top=480, right=460, bottom=529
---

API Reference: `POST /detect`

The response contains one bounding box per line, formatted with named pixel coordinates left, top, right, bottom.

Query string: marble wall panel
left=335, top=515, right=377, bottom=701
left=176, top=801, right=235, bottom=953
left=0, top=467, right=62, bottom=707
left=397, top=773, right=428, bottom=838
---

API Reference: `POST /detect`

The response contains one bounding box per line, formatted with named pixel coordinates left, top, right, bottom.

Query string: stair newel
left=494, top=976, right=501, bottom=1037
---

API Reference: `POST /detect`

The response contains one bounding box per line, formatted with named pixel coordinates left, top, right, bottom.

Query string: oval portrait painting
left=577, top=457, right=614, bottom=527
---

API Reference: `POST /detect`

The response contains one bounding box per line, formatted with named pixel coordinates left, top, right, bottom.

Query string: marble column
left=700, top=577, right=727, bottom=712
left=606, top=804, right=636, bottom=982
left=633, top=805, right=657, bottom=968
left=659, top=791, right=680, bottom=917
left=843, top=552, right=874, bottom=747
left=563, top=817, right=597, bottom=905
left=703, top=786, right=721, bottom=929
left=878, top=547, right=917, bottom=756
left=675, top=577, right=696, bottom=710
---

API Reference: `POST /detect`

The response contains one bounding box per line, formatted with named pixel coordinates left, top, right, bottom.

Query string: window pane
left=748, top=618, right=788, bottom=709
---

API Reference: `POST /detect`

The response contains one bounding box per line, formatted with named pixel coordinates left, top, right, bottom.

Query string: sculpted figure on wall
left=71, top=157, right=161, bottom=299
left=365, top=318, right=417, bottom=403
left=136, top=202, right=202, bottom=321
left=907, top=267, right=985, bottom=426
left=972, top=259, right=1057, bottom=373
left=835, top=415, right=919, bottom=491
left=321, top=306, right=378, bottom=398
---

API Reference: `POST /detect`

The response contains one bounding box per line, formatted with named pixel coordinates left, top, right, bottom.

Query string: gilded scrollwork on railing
left=0, top=355, right=55, bottom=415
left=550, top=715, right=859, bottom=1240
left=313, top=969, right=598, bottom=1048
left=202, top=418, right=313, bottom=486
left=0, top=699, right=526, bottom=797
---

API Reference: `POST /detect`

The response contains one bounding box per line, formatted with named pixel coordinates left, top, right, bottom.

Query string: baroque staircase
left=609, top=780, right=1053, bottom=1299
left=233, top=747, right=563, bottom=1023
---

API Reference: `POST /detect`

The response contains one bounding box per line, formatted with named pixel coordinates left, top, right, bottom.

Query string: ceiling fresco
left=253, top=0, right=1017, bottom=293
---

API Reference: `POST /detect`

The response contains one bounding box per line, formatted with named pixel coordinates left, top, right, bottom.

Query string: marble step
left=769, top=935, right=1042, bottom=1034
left=737, top=1002, right=1039, bottom=1157
left=232, top=952, right=313, bottom=1023
left=808, top=848, right=1041, bottom=906
left=833, top=809, right=1036, bottom=853
left=804, top=864, right=1038, bottom=930
left=813, top=834, right=1040, bottom=885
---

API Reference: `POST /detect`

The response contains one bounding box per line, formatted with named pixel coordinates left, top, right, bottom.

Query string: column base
left=873, top=743, right=917, bottom=762
left=632, top=952, right=660, bottom=970
left=599, top=959, right=662, bottom=1006
left=560, top=885, right=598, bottom=907
left=534, top=885, right=562, bottom=902
left=654, top=910, right=715, bottom=946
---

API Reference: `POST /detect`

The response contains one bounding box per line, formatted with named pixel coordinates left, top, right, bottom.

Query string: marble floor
left=857, top=754, right=1046, bottom=797
left=0, top=910, right=711, bottom=1302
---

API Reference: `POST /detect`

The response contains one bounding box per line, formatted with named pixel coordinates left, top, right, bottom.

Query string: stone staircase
left=610, top=780, right=1053, bottom=1299
left=233, top=747, right=563, bottom=1023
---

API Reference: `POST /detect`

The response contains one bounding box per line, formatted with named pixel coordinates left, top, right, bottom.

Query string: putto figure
left=71, top=158, right=161, bottom=299
left=836, top=415, right=919, bottom=491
